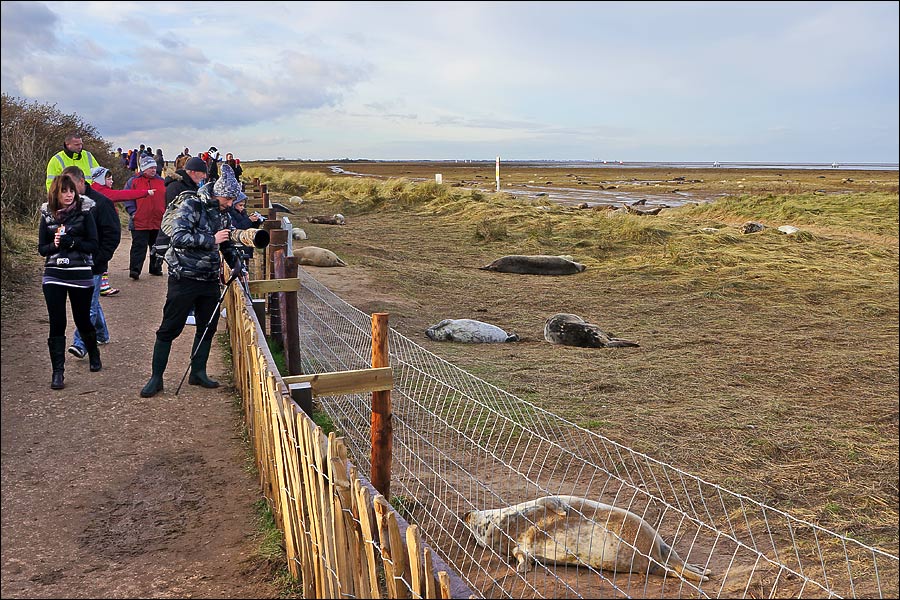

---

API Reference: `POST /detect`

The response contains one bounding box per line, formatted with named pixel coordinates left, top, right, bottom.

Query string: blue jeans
left=72, top=274, right=109, bottom=349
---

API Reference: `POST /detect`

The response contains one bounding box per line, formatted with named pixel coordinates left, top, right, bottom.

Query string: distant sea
left=389, top=160, right=899, bottom=171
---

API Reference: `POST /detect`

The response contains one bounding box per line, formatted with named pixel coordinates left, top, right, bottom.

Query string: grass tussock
left=246, top=166, right=898, bottom=307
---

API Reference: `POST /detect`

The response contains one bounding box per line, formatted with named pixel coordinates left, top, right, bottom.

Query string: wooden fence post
left=266, top=226, right=288, bottom=346
left=280, top=255, right=311, bottom=415
left=370, top=313, right=392, bottom=498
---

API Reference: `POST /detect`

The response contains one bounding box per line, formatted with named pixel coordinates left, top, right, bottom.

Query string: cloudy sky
left=2, top=1, right=897, bottom=163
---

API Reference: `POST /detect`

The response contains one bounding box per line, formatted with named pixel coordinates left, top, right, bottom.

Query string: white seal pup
left=292, top=246, right=347, bottom=267
left=479, top=255, right=586, bottom=276
left=425, top=319, right=519, bottom=343
left=464, top=495, right=711, bottom=582
left=291, top=227, right=308, bottom=241
left=544, top=313, right=639, bottom=348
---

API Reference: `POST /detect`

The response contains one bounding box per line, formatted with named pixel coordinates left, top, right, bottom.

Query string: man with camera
left=140, top=164, right=245, bottom=398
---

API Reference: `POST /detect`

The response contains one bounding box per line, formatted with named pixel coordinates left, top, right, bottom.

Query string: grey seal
left=293, top=246, right=347, bottom=267
left=465, top=495, right=711, bottom=581
left=479, top=255, right=586, bottom=275
left=543, top=313, right=639, bottom=348
left=425, top=319, right=519, bottom=343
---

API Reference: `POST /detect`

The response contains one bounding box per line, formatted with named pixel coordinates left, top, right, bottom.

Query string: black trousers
left=155, top=276, right=221, bottom=345
left=43, top=284, right=94, bottom=338
left=129, top=229, right=159, bottom=275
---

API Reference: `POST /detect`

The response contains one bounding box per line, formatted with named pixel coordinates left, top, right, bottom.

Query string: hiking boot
left=68, top=345, right=86, bottom=359
left=129, top=270, right=140, bottom=280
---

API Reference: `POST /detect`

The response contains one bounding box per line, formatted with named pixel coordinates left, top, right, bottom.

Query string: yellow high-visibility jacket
left=46, top=149, right=98, bottom=191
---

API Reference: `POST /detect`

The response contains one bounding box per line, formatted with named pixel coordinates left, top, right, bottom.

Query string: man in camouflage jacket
left=140, top=164, right=243, bottom=398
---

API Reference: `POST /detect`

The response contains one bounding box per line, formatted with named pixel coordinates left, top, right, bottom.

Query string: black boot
left=48, top=336, right=67, bottom=390
left=83, top=330, right=102, bottom=372
left=188, top=334, right=219, bottom=388
left=140, top=340, right=172, bottom=397
left=149, top=252, right=164, bottom=276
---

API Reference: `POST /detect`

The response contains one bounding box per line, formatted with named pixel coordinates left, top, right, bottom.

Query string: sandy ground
left=0, top=231, right=279, bottom=598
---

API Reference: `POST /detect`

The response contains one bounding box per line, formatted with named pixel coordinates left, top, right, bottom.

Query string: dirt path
left=1, top=230, right=279, bottom=598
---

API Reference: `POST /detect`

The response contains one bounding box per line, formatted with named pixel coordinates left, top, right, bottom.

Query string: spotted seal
left=543, top=313, right=639, bottom=348
left=479, top=255, right=586, bottom=275
left=425, top=319, right=519, bottom=343
left=464, top=495, right=711, bottom=582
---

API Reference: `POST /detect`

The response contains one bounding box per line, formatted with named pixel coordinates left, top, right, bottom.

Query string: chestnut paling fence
left=285, top=266, right=898, bottom=599
left=230, top=179, right=897, bottom=598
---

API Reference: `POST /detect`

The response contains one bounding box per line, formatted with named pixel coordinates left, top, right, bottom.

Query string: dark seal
left=543, top=313, right=639, bottom=348
left=479, top=255, right=586, bottom=275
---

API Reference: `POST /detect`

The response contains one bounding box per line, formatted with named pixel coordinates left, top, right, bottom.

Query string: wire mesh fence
left=295, top=268, right=898, bottom=599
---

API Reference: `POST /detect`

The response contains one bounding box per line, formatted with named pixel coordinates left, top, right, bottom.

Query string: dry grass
left=247, top=162, right=899, bottom=555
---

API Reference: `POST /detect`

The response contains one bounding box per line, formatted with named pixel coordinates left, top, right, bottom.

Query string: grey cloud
left=0, top=1, right=59, bottom=59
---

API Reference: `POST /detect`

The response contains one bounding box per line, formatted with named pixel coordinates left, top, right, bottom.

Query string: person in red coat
left=123, top=155, right=167, bottom=279
left=90, top=166, right=159, bottom=294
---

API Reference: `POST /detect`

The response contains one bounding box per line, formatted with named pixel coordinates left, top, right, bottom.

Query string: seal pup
left=307, top=214, right=345, bottom=225
left=544, top=313, right=639, bottom=348
left=291, top=227, right=308, bottom=241
left=464, top=495, right=711, bottom=582
left=479, top=255, right=586, bottom=276
left=425, top=319, right=519, bottom=343
left=293, top=246, right=347, bottom=267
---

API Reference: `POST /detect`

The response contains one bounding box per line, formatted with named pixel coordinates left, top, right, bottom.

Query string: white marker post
left=495, top=156, right=500, bottom=191
left=435, top=173, right=442, bottom=184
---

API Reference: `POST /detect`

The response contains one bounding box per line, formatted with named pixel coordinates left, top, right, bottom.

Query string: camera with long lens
left=229, top=228, right=270, bottom=248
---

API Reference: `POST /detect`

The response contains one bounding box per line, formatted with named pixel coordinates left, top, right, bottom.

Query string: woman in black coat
left=38, top=174, right=101, bottom=389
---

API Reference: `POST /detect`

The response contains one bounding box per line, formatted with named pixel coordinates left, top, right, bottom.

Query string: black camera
left=229, top=228, right=270, bottom=248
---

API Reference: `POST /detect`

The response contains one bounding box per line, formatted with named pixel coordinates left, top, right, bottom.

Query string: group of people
left=115, top=145, right=166, bottom=176
left=41, top=134, right=258, bottom=397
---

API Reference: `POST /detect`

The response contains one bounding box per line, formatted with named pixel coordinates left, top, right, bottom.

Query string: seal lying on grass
left=479, top=255, right=586, bottom=275
left=464, top=495, right=711, bottom=582
left=293, top=246, right=347, bottom=267
left=425, top=319, right=519, bottom=343
left=307, top=213, right=345, bottom=225
left=544, top=313, right=639, bottom=348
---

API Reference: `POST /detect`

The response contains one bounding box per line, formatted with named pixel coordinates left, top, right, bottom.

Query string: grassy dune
left=245, top=163, right=899, bottom=554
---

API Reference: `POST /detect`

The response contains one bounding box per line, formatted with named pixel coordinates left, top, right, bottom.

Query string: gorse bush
left=0, top=94, right=129, bottom=308
left=1, top=94, right=129, bottom=223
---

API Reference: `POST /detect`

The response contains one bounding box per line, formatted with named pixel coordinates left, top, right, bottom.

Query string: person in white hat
left=122, top=155, right=167, bottom=279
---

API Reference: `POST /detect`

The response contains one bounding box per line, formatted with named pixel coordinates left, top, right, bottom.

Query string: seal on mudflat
left=479, top=255, right=586, bottom=276
left=292, top=246, right=347, bottom=267
left=543, top=313, right=639, bottom=348
left=425, top=319, right=519, bottom=343
left=464, top=495, right=711, bottom=582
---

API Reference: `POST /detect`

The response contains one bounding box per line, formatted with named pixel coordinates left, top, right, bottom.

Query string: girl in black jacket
left=38, top=175, right=101, bottom=389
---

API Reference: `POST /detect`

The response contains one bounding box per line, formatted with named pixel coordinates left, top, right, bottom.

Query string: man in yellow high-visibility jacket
left=46, top=134, right=98, bottom=191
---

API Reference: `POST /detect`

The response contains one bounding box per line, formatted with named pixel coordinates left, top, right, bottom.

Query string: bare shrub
left=1, top=94, right=126, bottom=304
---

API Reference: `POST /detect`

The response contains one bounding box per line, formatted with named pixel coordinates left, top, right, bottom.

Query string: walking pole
left=174, top=259, right=247, bottom=396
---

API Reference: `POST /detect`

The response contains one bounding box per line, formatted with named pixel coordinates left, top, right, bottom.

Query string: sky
left=2, top=1, right=898, bottom=163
